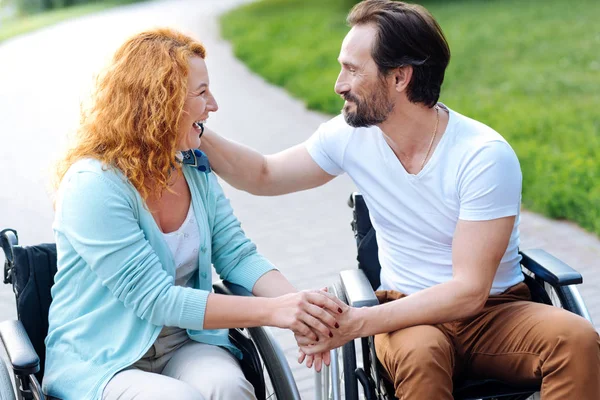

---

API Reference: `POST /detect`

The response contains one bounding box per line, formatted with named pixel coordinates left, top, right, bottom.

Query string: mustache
left=342, top=92, right=360, bottom=103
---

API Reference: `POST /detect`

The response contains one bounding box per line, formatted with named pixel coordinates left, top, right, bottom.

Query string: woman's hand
left=296, top=305, right=362, bottom=356
left=268, top=290, right=347, bottom=342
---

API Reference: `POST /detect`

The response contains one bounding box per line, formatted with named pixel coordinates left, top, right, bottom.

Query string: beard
left=342, top=79, right=394, bottom=128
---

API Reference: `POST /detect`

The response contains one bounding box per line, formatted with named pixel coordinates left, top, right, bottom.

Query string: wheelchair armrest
left=0, top=320, right=40, bottom=376
left=520, top=249, right=582, bottom=286
left=339, top=269, right=379, bottom=308
left=213, top=280, right=252, bottom=297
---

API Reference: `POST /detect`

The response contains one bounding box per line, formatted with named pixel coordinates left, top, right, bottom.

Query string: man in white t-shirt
left=201, top=1, right=600, bottom=398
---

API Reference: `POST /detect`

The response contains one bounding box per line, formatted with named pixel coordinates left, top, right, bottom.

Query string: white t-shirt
left=305, top=105, right=523, bottom=295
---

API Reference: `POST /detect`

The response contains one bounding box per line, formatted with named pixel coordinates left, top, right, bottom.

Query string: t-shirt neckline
left=377, top=103, right=455, bottom=181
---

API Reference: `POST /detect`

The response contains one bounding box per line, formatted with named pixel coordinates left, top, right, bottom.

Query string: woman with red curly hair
left=44, top=28, right=346, bottom=400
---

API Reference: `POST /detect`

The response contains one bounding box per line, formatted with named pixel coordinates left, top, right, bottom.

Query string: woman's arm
left=251, top=269, right=296, bottom=297
left=203, top=288, right=345, bottom=341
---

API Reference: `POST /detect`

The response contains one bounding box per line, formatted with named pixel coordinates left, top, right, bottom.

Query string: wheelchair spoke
left=262, top=361, right=277, bottom=400
left=544, top=282, right=564, bottom=309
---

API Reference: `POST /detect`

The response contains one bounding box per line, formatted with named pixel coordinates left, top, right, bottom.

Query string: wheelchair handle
left=1, top=228, right=18, bottom=285
left=1, top=228, right=18, bottom=263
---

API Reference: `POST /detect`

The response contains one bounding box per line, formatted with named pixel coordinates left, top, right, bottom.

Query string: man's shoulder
left=449, top=109, right=515, bottom=156
left=319, top=114, right=379, bottom=136
left=318, top=114, right=352, bottom=134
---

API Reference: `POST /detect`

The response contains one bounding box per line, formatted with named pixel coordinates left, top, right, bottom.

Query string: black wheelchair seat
left=2, top=230, right=55, bottom=382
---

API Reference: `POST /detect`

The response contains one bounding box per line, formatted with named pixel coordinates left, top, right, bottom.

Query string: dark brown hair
left=348, top=0, right=450, bottom=107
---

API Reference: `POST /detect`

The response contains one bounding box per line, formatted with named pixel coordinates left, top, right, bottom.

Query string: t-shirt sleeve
left=458, top=140, right=522, bottom=221
left=304, top=117, right=350, bottom=176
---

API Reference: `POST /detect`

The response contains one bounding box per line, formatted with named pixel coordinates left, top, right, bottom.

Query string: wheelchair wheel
left=326, top=281, right=360, bottom=400
left=255, top=348, right=278, bottom=400
left=0, top=353, right=16, bottom=400
left=241, top=324, right=301, bottom=400
left=543, top=282, right=587, bottom=319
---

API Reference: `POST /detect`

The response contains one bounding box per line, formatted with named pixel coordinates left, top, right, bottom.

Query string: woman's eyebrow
left=195, top=82, right=208, bottom=91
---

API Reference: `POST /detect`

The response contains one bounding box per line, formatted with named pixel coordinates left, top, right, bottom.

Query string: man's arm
left=200, top=128, right=335, bottom=195
left=301, top=216, right=515, bottom=353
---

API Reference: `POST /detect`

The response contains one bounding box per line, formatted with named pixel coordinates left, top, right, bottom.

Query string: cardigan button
left=201, top=271, right=208, bottom=279
left=200, top=246, right=207, bottom=253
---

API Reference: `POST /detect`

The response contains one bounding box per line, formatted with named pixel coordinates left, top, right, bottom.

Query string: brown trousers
left=374, top=282, right=600, bottom=400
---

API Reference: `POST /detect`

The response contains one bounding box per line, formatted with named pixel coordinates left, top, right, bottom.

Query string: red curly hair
left=55, top=28, right=206, bottom=200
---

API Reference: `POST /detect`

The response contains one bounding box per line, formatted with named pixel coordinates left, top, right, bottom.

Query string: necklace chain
left=420, top=105, right=440, bottom=172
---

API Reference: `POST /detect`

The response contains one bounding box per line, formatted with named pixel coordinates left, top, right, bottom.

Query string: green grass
left=222, top=0, right=600, bottom=236
left=0, top=0, right=145, bottom=43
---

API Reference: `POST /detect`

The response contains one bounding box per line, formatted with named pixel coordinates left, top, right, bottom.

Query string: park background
left=1, top=0, right=599, bottom=397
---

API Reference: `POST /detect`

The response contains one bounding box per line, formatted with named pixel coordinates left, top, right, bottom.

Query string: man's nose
left=335, top=73, right=350, bottom=96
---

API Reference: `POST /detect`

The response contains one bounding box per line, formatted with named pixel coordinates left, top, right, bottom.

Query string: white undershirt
left=153, top=203, right=201, bottom=340
left=162, top=203, right=200, bottom=288
left=305, top=104, right=524, bottom=295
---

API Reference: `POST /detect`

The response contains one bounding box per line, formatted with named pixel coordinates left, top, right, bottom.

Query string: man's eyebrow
left=338, top=59, right=359, bottom=70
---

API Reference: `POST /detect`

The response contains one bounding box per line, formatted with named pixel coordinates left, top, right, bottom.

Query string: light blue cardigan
left=43, top=156, right=276, bottom=399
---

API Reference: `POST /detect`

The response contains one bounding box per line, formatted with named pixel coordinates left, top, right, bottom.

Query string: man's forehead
left=340, top=24, right=376, bottom=61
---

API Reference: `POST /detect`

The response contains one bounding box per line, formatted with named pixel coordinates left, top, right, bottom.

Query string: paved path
left=0, top=0, right=598, bottom=397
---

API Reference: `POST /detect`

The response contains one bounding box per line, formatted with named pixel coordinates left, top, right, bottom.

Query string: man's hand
left=298, top=349, right=331, bottom=373
left=295, top=303, right=361, bottom=357
left=268, top=290, right=347, bottom=342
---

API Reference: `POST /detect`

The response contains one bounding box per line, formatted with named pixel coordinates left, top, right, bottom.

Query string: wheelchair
left=0, top=228, right=301, bottom=400
left=315, top=192, right=593, bottom=400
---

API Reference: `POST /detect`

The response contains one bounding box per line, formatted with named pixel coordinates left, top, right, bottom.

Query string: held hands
left=292, top=288, right=360, bottom=372
left=268, top=289, right=347, bottom=343
left=296, top=306, right=358, bottom=371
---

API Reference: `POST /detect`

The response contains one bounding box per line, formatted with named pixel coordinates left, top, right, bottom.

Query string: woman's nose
left=207, top=94, right=218, bottom=112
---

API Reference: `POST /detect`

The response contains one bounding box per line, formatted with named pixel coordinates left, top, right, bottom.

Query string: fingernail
left=329, top=332, right=333, bottom=338
left=338, top=307, right=343, bottom=313
left=316, top=337, right=319, bottom=342
left=335, top=322, right=339, bottom=329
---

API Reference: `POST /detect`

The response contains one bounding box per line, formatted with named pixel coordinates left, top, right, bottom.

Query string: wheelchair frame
left=315, top=192, right=592, bottom=400
left=0, top=228, right=301, bottom=400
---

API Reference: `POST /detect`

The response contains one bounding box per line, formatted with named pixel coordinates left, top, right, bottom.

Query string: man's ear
left=394, top=65, right=413, bottom=93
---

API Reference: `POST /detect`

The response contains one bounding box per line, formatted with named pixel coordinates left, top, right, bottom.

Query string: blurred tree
left=15, top=0, right=102, bottom=15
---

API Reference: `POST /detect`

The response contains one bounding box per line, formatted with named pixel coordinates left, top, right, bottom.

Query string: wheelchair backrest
left=1, top=229, right=56, bottom=380
left=347, top=193, right=551, bottom=304
left=349, top=193, right=382, bottom=290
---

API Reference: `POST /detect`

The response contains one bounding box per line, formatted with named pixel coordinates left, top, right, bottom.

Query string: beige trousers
left=102, top=338, right=257, bottom=400
left=375, top=282, right=600, bottom=400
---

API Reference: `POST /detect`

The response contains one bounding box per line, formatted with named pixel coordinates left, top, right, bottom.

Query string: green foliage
left=0, top=0, right=145, bottom=42
left=221, top=0, right=600, bottom=236
left=11, top=0, right=133, bottom=16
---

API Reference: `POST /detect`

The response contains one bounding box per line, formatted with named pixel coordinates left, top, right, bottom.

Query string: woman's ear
left=394, top=65, right=413, bottom=93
